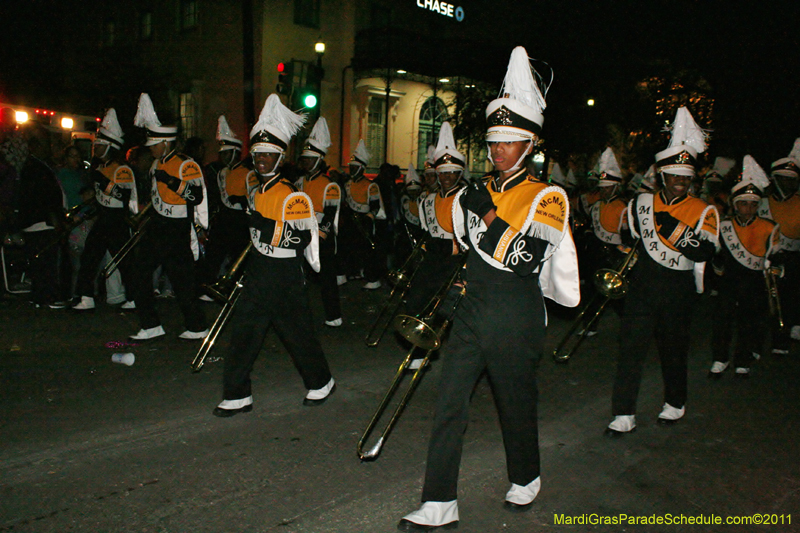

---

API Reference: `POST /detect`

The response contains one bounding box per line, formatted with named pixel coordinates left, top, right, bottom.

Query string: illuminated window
left=140, top=11, right=153, bottom=40
left=416, top=97, right=448, bottom=169
left=181, top=0, right=198, bottom=30
left=180, top=93, right=196, bottom=137
left=366, top=97, right=386, bottom=170
left=294, top=0, right=320, bottom=29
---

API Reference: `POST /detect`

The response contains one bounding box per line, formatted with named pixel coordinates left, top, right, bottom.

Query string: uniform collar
left=161, top=149, right=178, bottom=163
left=438, top=184, right=461, bottom=198
left=659, top=190, right=689, bottom=205
left=734, top=214, right=756, bottom=227
left=491, top=168, right=528, bottom=193
left=306, top=169, right=323, bottom=182
left=258, top=172, right=282, bottom=193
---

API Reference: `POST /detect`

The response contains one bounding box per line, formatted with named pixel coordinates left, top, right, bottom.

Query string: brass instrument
left=191, top=242, right=254, bottom=372
left=393, top=257, right=468, bottom=351
left=32, top=198, right=97, bottom=260
left=552, top=238, right=640, bottom=363
left=204, top=242, right=253, bottom=303
left=764, top=266, right=785, bottom=331
left=357, top=347, right=433, bottom=461
left=350, top=210, right=376, bottom=250
left=364, top=236, right=428, bottom=347
left=101, top=203, right=153, bottom=279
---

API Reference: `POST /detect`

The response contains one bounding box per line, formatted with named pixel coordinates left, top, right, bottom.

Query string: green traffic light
left=303, top=94, right=318, bottom=108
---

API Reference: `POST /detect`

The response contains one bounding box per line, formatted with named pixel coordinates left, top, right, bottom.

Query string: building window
left=180, top=92, right=196, bottom=138
left=294, top=0, right=320, bottom=29
left=417, top=97, right=448, bottom=169
left=180, top=0, right=198, bottom=30
left=140, top=11, right=153, bottom=40
left=366, top=97, right=386, bottom=169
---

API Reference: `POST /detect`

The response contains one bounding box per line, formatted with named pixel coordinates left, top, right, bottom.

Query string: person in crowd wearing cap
left=400, top=122, right=468, bottom=371
left=605, top=106, right=719, bottom=437
left=398, top=46, right=580, bottom=531
left=342, top=139, right=386, bottom=289
left=72, top=109, right=137, bottom=311
left=295, top=116, right=343, bottom=327
left=762, top=139, right=800, bottom=349
left=701, top=156, right=736, bottom=218
left=577, top=147, right=628, bottom=337
left=196, top=115, right=251, bottom=300
left=212, top=94, right=335, bottom=417
left=709, top=156, right=781, bottom=379
left=128, top=93, right=209, bottom=340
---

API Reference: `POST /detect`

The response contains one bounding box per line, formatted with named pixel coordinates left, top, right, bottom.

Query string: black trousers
left=421, top=270, right=543, bottom=502
left=611, top=258, right=697, bottom=415
left=130, top=216, right=207, bottom=332
left=712, top=271, right=768, bottom=367
left=76, top=208, right=133, bottom=299
left=316, top=236, right=341, bottom=321
left=222, top=253, right=332, bottom=400
left=25, top=229, right=62, bottom=305
left=773, top=251, right=800, bottom=351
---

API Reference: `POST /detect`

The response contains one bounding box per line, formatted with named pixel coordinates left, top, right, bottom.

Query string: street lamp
left=587, top=99, right=595, bottom=107
left=314, top=40, right=325, bottom=68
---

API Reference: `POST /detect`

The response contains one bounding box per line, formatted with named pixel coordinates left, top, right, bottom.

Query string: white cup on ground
left=111, top=353, right=135, bottom=366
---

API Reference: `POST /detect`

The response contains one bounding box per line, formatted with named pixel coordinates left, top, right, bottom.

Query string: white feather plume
left=100, top=108, right=123, bottom=138
left=435, top=122, right=457, bottom=152
left=133, top=93, right=161, bottom=129
left=549, top=163, right=565, bottom=185
left=250, top=94, right=306, bottom=141
left=741, top=155, right=770, bottom=191
left=217, top=115, right=237, bottom=142
left=352, top=139, right=370, bottom=166
left=789, top=138, right=800, bottom=162
left=498, top=46, right=547, bottom=115
left=712, top=156, right=735, bottom=177
left=308, top=117, right=331, bottom=152
left=598, top=147, right=622, bottom=176
left=668, top=107, right=707, bottom=155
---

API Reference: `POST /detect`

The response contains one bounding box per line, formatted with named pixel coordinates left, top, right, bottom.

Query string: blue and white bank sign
left=416, top=0, right=465, bottom=21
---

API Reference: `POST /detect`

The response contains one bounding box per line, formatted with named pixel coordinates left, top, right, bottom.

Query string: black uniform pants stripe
left=222, top=255, right=332, bottom=400
left=422, top=281, right=543, bottom=502
left=612, top=260, right=696, bottom=415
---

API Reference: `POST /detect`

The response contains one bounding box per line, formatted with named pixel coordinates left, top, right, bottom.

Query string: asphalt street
left=1, top=279, right=798, bottom=533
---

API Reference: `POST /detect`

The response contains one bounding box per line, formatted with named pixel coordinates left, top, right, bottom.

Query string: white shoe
left=709, top=361, right=729, bottom=374
left=735, top=367, right=750, bottom=378
left=325, top=318, right=343, bottom=327
left=606, top=415, right=636, bottom=435
left=213, top=396, right=253, bottom=417
left=505, top=477, right=541, bottom=509
left=657, top=403, right=685, bottom=425
left=199, top=294, right=214, bottom=302
left=751, top=351, right=761, bottom=361
left=120, top=301, right=136, bottom=310
left=399, top=501, right=459, bottom=530
left=72, top=296, right=95, bottom=310
left=791, top=325, right=800, bottom=341
left=179, top=329, right=209, bottom=340
left=577, top=328, right=597, bottom=337
left=336, top=275, right=348, bottom=286
left=130, top=325, right=166, bottom=340
left=304, top=378, right=335, bottom=406
left=407, top=358, right=424, bottom=371
left=773, top=348, right=789, bottom=355
left=363, top=280, right=382, bottom=290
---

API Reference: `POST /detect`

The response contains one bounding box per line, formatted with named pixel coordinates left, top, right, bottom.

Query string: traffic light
left=276, top=61, right=294, bottom=95
left=298, top=64, right=324, bottom=113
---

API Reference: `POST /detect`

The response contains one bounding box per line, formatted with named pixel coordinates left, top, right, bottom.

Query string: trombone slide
left=357, top=348, right=432, bottom=461
left=192, top=278, right=244, bottom=372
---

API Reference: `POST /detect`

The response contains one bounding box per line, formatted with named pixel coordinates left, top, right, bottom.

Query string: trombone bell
left=593, top=269, right=627, bottom=299
left=393, top=315, right=441, bottom=351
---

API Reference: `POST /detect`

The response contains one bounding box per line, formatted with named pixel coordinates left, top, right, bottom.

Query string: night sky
left=2, top=1, right=799, bottom=166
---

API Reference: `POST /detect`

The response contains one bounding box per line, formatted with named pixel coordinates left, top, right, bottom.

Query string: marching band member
left=296, top=117, right=343, bottom=327
left=422, top=144, right=438, bottom=195
left=710, top=156, right=780, bottom=379
left=129, top=93, right=209, bottom=340
left=343, top=140, right=386, bottom=289
left=398, top=164, right=424, bottom=248
left=399, top=46, right=580, bottom=531
left=548, top=162, right=566, bottom=188
left=763, top=139, right=800, bottom=350
left=72, top=109, right=137, bottom=311
left=212, top=94, right=334, bottom=417
left=606, top=106, right=719, bottom=436
left=401, top=122, right=468, bottom=370
left=578, top=147, right=628, bottom=336
left=701, top=156, right=736, bottom=218
left=197, top=116, right=250, bottom=298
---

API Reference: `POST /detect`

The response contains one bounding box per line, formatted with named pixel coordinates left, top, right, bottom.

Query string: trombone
left=349, top=210, right=376, bottom=250
left=32, top=198, right=97, bottom=260
left=552, top=238, right=640, bottom=364
left=101, top=203, right=152, bottom=279
left=192, top=242, right=253, bottom=372
left=357, top=259, right=467, bottom=461
left=364, top=235, right=428, bottom=347
left=764, top=265, right=785, bottom=331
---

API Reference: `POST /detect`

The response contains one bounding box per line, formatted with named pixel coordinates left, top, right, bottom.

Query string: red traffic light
left=277, top=62, right=286, bottom=73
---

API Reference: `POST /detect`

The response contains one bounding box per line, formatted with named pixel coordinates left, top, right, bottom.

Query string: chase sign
left=416, top=0, right=465, bottom=21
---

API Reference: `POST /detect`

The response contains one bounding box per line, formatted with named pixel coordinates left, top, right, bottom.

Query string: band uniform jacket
left=420, top=185, right=462, bottom=257
left=759, top=194, right=800, bottom=252
left=94, top=160, right=137, bottom=214
left=299, top=170, right=341, bottom=237
left=344, top=177, right=386, bottom=220
left=590, top=195, right=627, bottom=246
left=716, top=215, right=780, bottom=277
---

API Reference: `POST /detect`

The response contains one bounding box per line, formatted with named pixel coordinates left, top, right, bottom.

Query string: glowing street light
left=587, top=99, right=595, bottom=106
